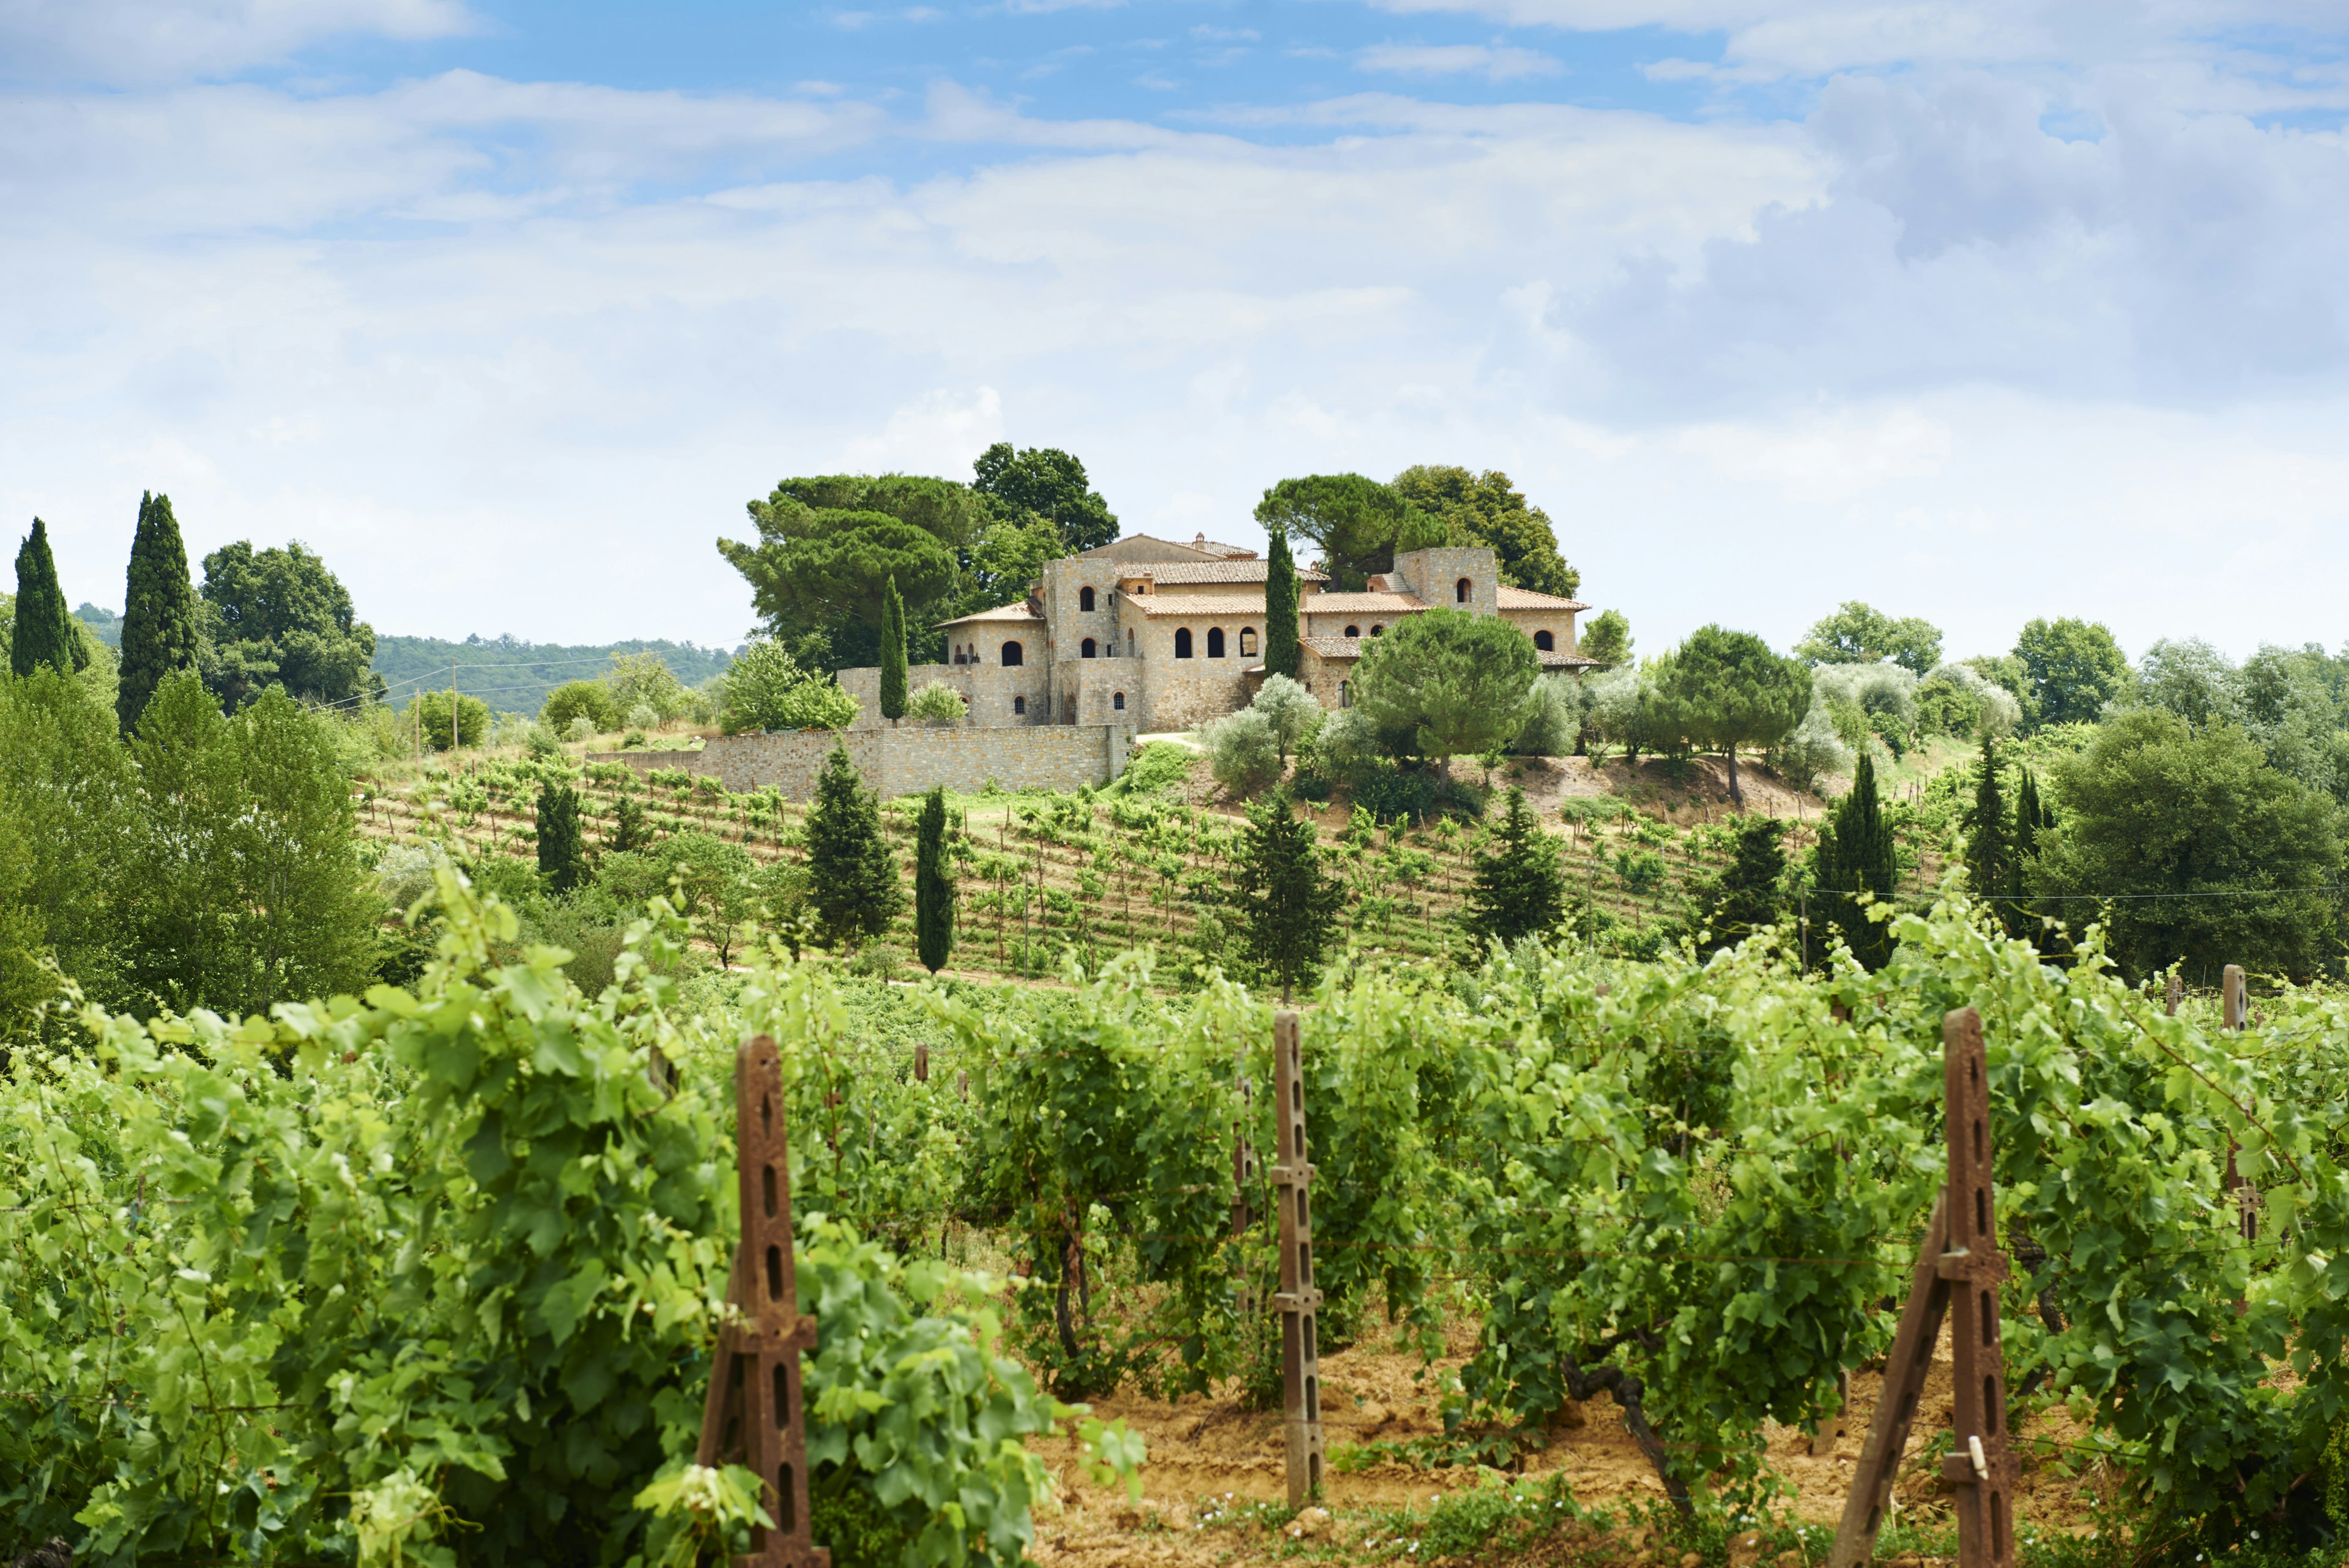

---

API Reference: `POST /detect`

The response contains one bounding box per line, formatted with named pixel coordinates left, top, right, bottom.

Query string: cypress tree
left=1263, top=527, right=1301, bottom=678
left=804, top=742, right=904, bottom=950
left=915, top=784, right=956, bottom=973
left=537, top=781, right=587, bottom=895
left=1963, top=734, right=2019, bottom=931
left=1694, top=814, right=1787, bottom=954
left=879, top=575, right=908, bottom=722
left=1231, top=785, right=1343, bottom=1000
left=1813, top=750, right=1896, bottom=970
left=609, top=790, right=652, bottom=853
left=12, top=518, right=86, bottom=678
left=2014, top=767, right=2050, bottom=863
left=117, top=492, right=203, bottom=735
left=1465, top=786, right=1566, bottom=946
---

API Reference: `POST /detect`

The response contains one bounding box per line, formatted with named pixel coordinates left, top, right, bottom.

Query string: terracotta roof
left=935, top=601, right=1042, bottom=628
left=1300, top=592, right=1428, bottom=614
left=1129, top=559, right=1329, bottom=586
left=1498, top=585, right=1591, bottom=612
left=1299, top=636, right=1367, bottom=660
left=1191, top=534, right=1256, bottom=559
left=1540, top=650, right=1606, bottom=669
left=1079, top=533, right=1215, bottom=562
left=1129, top=595, right=1267, bottom=617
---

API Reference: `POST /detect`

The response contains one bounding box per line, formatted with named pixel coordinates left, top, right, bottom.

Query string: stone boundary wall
left=589, top=723, right=1130, bottom=801
left=839, top=662, right=1048, bottom=729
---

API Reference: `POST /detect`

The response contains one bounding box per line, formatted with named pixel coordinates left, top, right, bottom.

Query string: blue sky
left=5, top=1, right=2348, bottom=660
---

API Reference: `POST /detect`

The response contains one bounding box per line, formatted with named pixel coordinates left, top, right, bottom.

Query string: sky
left=4, top=1, right=2347, bottom=663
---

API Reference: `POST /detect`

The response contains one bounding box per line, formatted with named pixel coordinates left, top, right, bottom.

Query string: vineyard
left=9, top=845, right=2349, bottom=1568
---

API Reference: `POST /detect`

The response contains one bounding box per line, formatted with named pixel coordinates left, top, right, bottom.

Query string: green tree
left=12, top=519, right=85, bottom=678
left=721, top=638, right=859, bottom=733
left=1263, top=526, right=1301, bottom=678
left=1813, top=751, right=1897, bottom=970
left=412, top=689, right=489, bottom=750
left=654, top=831, right=762, bottom=967
left=719, top=475, right=983, bottom=671
left=537, top=782, right=587, bottom=896
left=1389, top=465, right=1579, bottom=598
left=915, top=785, right=956, bottom=973
left=973, top=442, right=1118, bottom=554
left=121, top=672, right=380, bottom=1019
left=1464, top=787, right=1566, bottom=946
left=1962, top=734, right=2020, bottom=933
left=1693, top=816, right=1787, bottom=954
left=609, top=790, right=653, bottom=853
left=2015, top=767, right=2051, bottom=868
left=2014, top=617, right=2129, bottom=729
left=879, top=575, right=908, bottom=722
left=1579, top=609, right=1631, bottom=669
left=1253, top=474, right=1445, bottom=591
left=2032, top=709, right=2342, bottom=981
left=1793, top=602, right=1943, bottom=675
left=0, top=667, right=132, bottom=1028
left=1230, top=786, right=1342, bottom=1000
left=198, top=540, right=382, bottom=711
left=541, top=680, right=622, bottom=734
left=1657, top=625, right=1810, bottom=804
left=1351, top=608, right=1539, bottom=765
left=803, top=743, right=904, bottom=951
left=116, top=492, right=203, bottom=735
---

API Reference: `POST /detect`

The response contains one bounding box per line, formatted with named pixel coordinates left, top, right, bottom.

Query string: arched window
left=1001, top=641, right=1023, bottom=667
left=1113, top=691, right=1125, bottom=710
left=1082, top=637, right=1097, bottom=658
left=1239, top=627, right=1257, bottom=658
left=1126, top=629, right=1135, bottom=657
left=1207, top=627, right=1225, bottom=658
left=1534, top=630, right=1554, bottom=652
left=1369, top=623, right=1384, bottom=637
left=1080, top=585, right=1096, bottom=612
left=1339, top=681, right=1350, bottom=708
left=1174, top=628, right=1192, bottom=659
left=1456, top=577, right=1471, bottom=603
left=1014, top=696, right=1026, bottom=715
left=1343, top=625, right=1359, bottom=639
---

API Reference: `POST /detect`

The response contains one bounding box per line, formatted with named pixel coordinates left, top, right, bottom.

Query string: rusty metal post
left=1832, top=1006, right=2016, bottom=1568
left=913, top=1043, right=929, bottom=1083
left=1270, top=1009, right=1324, bottom=1507
left=698, top=1036, right=829, bottom=1568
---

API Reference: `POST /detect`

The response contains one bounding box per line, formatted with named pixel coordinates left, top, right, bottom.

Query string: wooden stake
left=1270, top=1009, right=1324, bottom=1507
left=2223, top=965, right=2257, bottom=1246
left=2165, top=973, right=2182, bottom=1017
left=913, top=1043, right=929, bottom=1084
left=697, top=1036, right=829, bottom=1568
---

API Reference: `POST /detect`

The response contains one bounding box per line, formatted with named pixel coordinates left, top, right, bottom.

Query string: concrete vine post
left=1269, top=1009, right=1324, bottom=1507
left=697, top=1036, right=829, bottom=1568
left=2224, top=965, right=2257, bottom=1247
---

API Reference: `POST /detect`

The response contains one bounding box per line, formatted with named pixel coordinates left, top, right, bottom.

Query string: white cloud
left=0, top=0, right=475, bottom=84
left=1356, top=42, right=1564, bottom=80
left=1678, top=407, right=1952, bottom=502
left=844, top=388, right=1008, bottom=474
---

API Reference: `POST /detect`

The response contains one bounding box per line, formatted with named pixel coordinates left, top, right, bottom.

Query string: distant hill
left=374, top=634, right=737, bottom=716
left=75, top=603, right=122, bottom=648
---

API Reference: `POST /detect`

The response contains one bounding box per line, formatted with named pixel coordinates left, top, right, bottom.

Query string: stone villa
left=839, top=532, right=1597, bottom=734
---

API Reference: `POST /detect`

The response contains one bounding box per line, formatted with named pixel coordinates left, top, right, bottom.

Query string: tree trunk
left=1724, top=746, right=1742, bottom=805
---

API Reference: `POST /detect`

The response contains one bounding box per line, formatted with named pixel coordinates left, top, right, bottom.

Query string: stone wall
left=589, top=722, right=1130, bottom=801
left=839, top=662, right=1049, bottom=729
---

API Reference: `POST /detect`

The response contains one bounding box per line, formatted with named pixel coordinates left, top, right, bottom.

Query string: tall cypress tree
left=1694, top=814, right=1787, bottom=954
left=1231, top=785, right=1343, bottom=1000
left=1963, top=734, right=2018, bottom=929
left=12, top=518, right=86, bottom=678
left=915, top=785, right=956, bottom=973
left=879, top=575, right=908, bottom=722
left=1813, top=750, right=1896, bottom=970
left=804, top=742, right=904, bottom=950
left=2014, top=767, right=2049, bottom=864
left=117, top=492, right=202, bottom=735
left=1465, top=786, right=1565, bottom=946
left=1263, top=527, right=1300, bottom=679
left=536, top=781, right=587, bottom=895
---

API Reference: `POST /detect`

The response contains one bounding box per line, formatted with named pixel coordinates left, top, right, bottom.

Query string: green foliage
left=1963, top=734, right=2022, bottom=932
left=1582, top=661, right=1676, bottom=764
left=604, top=652, right=688, bottom=724
left=1812, top=751, right=1897, bottom=969
left=1508, top=674, right=1582, bottom=757
left=198, top=540, right=382, bottom=711
left=11, top=518, right=85, bottom=679
left=880, top=574, right=908, bottom=721
left=719, top=475, right=981, bottom=669
left=1464, top=787, right=1565, bottom=946
left=1253, top=474, right=1445, bottom=592
left=1658, top=625, right=1810, bottom=801
left=1579, top=608, right=1631, bottom=669
left=380, top=638, right=728, bottom=726
left=719, top=638, right=859, bottom=734
left=2014, top=616, right=2130, bottom=729
left=537, top=781, right=587, bottom=895
left=915, top=786, right=956, bottom=973
left=1250, top=674, right=1323, bottom=765
left=412, top=688, right=491, bottom=750
left=1793, top=601, right=1943, bottom=675
left=1202, top=707, right=1283, bottom=797
left=541, top=679, right=623, bottom=733
left=0, top=666, right=133, bottom=1028
left=116, top=492, right=204, bottom=736
left=1262, top=526, right=1300, bottom=679
left=1231, top=787, right=1343, bottom=999
left=1389, top=464, right=1580, bottom=598
left=1103, top=740, right=1193, bottom=795
left=804, top=743, right=905, bottom=951
left=2032, top=708, right=2342, bottom=981
left=972, top=442, right=1118, bottom=554
left=903, top=681, right=967, bottom=726
left=1351, top=608, right=1539, bottom=763
left=1692, top=815, right=1787, bottom=954
left=609, top=790, right=653, bottom=853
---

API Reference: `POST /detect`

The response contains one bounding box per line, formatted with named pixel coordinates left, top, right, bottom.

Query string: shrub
left=626, top=702, right=661, bottom=732
left=604, top=651, right=688, bottom=722
left=566, top=715, right=595, bottom=743
left=1250, top=674, right=1323, bottom=764
left=525, top=723, right=564, bottom=760
left=412, top=689, right=490, bottom=750
left=1508, top=675, right=1582, bottom=756
left=541, top=680, right=621, bottom=733
left=722, top=637, right=861, bottom=733
left=905, top=682, right=968, bottom=726
left=1107, top=740, right=1192, bottom=794
left=1202, top=707, right=1283, bottom=797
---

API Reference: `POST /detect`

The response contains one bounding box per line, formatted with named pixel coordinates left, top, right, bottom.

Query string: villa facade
left=838, top=532, right=1597, bottom=735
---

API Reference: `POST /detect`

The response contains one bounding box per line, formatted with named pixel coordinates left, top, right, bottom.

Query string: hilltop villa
left=838, top=532, right=1598, bottom=734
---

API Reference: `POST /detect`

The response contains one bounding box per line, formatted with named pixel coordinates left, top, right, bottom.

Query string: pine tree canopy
left=1465, top=786, right=1567, bottom=946
left=972, top=443, right=1118, bottom=554
left=118, top=491, right=204, bottom=736
left=1350, top=608, right=1539, bottom=762
left=1657, top=624, right=1809, bottom=804
left=1252, top=474, right=1446, bottom=591
left=12, top=519, right=86, bottom=679
left=1389, top=464, right=1579, bottom=600
left=803, top=743, right=905, bottom=950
